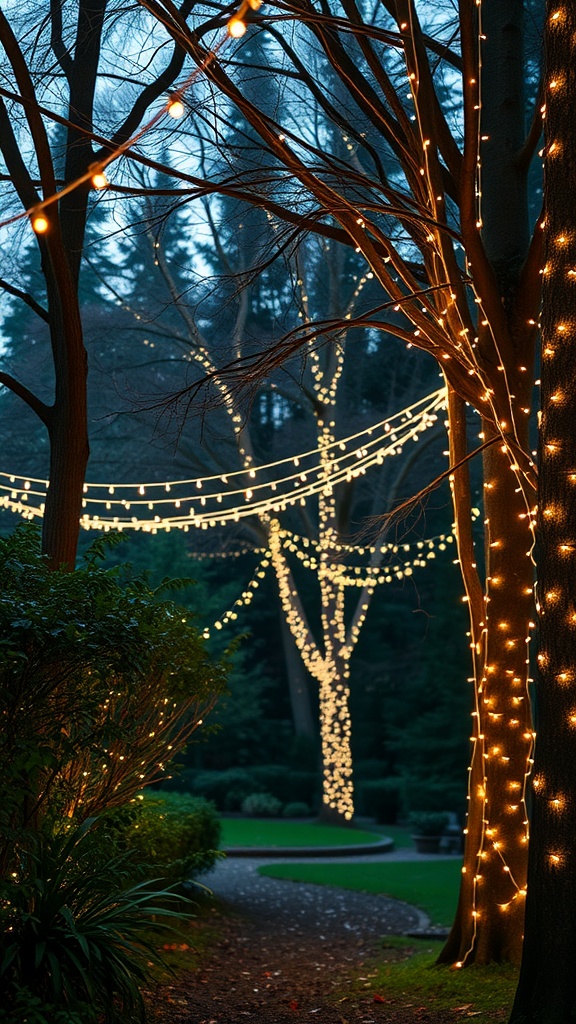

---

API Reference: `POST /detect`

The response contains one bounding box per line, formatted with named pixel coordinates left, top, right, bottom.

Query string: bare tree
left=135, top=0, right=542, bottom=963
left=0, top=0, right=195, bottom=567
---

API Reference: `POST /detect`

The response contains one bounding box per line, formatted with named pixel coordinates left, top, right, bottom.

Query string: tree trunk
left=509, top=5, right=576, bottom=1019
left=279, top=612, right=316, bottom=738
left=40, top=236, right=90, bottom=570
left=438, top=0, right=538, bottom=965
left=439, top=406, right=534, bottom=965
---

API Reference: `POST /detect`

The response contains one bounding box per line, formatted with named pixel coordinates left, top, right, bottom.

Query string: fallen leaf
left=373, top=994, right=387, bottom=1004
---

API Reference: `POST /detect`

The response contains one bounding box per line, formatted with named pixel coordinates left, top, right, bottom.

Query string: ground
left=142, top=858, right=496, bottom=1024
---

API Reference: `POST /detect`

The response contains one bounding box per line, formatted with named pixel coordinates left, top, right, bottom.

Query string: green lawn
left=220, top=817, right=384, bottom=848
left=354, top=938, right=518, bottom=1023
left=258, top=859, right=462, bottom=927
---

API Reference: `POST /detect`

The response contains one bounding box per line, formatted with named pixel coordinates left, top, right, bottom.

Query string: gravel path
left=146, top=850, right=458, bottom=1024
left=203, top=854, right=429, bottom=940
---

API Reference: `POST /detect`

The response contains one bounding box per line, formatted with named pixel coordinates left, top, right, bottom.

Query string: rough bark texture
left=510, top=4, right=576, bottom=1020
left=437, top=0, right=538, bottom=965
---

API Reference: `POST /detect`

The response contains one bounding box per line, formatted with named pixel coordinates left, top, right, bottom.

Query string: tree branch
left=0, top=372, right=52, bottom=426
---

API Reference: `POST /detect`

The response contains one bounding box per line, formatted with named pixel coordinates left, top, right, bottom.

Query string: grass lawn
left=258, top=858, right=462, bottom=927
left=352, top=937, right=518, bottom=1023
left=220, top=817, right=383, bottom=848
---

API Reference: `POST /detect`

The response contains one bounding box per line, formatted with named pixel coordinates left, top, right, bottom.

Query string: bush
left=189, top=768, right=254, bottom=810
left=241, top=792, right=283, bottom=817
left=123, top=792, right=221, bottom=882
left=245, top=765, right=317, bottom=805
left=282, top=802, right=310, bottom=818
left=0, top=525, right=225, bottom=875
left=404, top=774, right=467, bottom=818
left=408, top=811, right=450, bottom=836
left=0, top=820, right=190, bottom=1023
left=355, top=777, right=405, bottom=823
left=185, top=765, right=318, bottom=810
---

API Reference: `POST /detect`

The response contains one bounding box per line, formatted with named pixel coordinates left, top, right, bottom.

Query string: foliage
left=282, top=802, right=311, bottom=818
left=99, top=535, right=286, bottom=772
left=408, top=812, right=450, bottom=837
left=355, top=778, right=405, bottom=824
left=122, top=791, right=221, bottom=884
left=0, top=988, right=89, bottom=1024
left=0, top=525, right=224, bottom=874
left=178, top=764, right=318, bottom=810
left=180, top=767, right=254, bottom=810
left=240, top=792, right=283, bottom=817
left=0, top=820, right=191, bottom=1023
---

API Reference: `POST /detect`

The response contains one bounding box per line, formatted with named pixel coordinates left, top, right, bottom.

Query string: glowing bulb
left=228, top=17, right=246, bottom=36
left=31, top=214, right=49, bottom=234
left=91, top=171, right=108, bottom=190
left=167, top=98, right=185, bottom=118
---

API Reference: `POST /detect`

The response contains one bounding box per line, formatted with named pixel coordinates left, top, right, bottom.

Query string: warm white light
left=31, top=214, right=49, bottom=234
left=167, top=98, right=185, bottom=118
left=228, top=17, right=246, bottom=36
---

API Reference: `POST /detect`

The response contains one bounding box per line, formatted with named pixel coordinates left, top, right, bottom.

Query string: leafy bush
left=404, top=774, right=467, bottom=817
left=123, top=791, right=221, bottom=883
left=0, top=988, right=89, bottom=1024
left=185, top=765, right=318, bottom=810
left=0, top=524, right=225, bottom=875
left=356, top=778, right=405, bottom=823
left=0, top=820, right=190, bottom=1023
left=188, top=768, right=254, bottom=810
left=247, top=765, right=317, bottom=805
left=241, top=792, right=283, bottom=817
left=282, top=802, right=310, bottom=818
left=408, top=811, right=450, bottom=836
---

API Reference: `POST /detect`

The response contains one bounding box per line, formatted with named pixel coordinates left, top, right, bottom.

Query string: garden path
left=146, top=850, right=461, bottom=1024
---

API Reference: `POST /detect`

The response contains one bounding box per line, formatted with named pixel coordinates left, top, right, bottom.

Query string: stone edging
left=221, top=837, right=394, bottom=858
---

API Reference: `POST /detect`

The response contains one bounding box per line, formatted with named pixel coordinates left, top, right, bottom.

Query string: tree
left=138, top=0, right=542, bottom=961
left=101, top=165, right=449, bottom=824
left=509, top=4, right=576, bottom=1020
left=0, top=0, right=543, bottom=959
left=0, top=1, right=197, bottom=567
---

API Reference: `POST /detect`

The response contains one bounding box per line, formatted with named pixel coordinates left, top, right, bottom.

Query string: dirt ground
left=142, top=860, right=479, bottom=1024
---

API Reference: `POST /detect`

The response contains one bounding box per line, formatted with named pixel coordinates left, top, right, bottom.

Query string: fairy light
left=228, top=17, right=246, bottom=37
left=0, top=389, right=446, bottom=531
left=31, top=215, right=49, bottom=234
left=167, top=98, right=185, bottom=119
left=0, top=1, right=261, bottom=239
left=90, top=171, right=108, bottom=190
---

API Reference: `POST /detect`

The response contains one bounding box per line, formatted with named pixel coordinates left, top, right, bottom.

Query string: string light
left=0, top=389, right=446, bottom=531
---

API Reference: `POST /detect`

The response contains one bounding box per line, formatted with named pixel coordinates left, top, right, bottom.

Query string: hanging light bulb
left=228, top=17, right=246, bottom=36
left=167, top=97, right=185, bottom=118
left=31, top=214, right=49, bottom=234
left=91, top=170, right=108, bottom=190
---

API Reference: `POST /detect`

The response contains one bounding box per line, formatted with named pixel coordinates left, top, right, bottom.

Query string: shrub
left=189, top=768, right=254, bottom=810
left=0, top=525, right=225, bottom=875
left=0, top=820, right=190, bottom=1023
left=241, top=792, right=283, bottom=817
left=356, top=777, right=405, bottom=823
left=245, top=765, right=317, bottom=805
left=404, top=774, right=467, bottom=817
left=123, top=791, right=221, bottom=883
left=282, top=802, right=310, bottom=818
left=408, top=811, right=450, bottom=836
left=186, top=765, right=318, bottom=809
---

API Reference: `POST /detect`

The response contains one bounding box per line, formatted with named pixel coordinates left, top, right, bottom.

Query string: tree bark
left=509, top=4, right=576, bottom=1019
